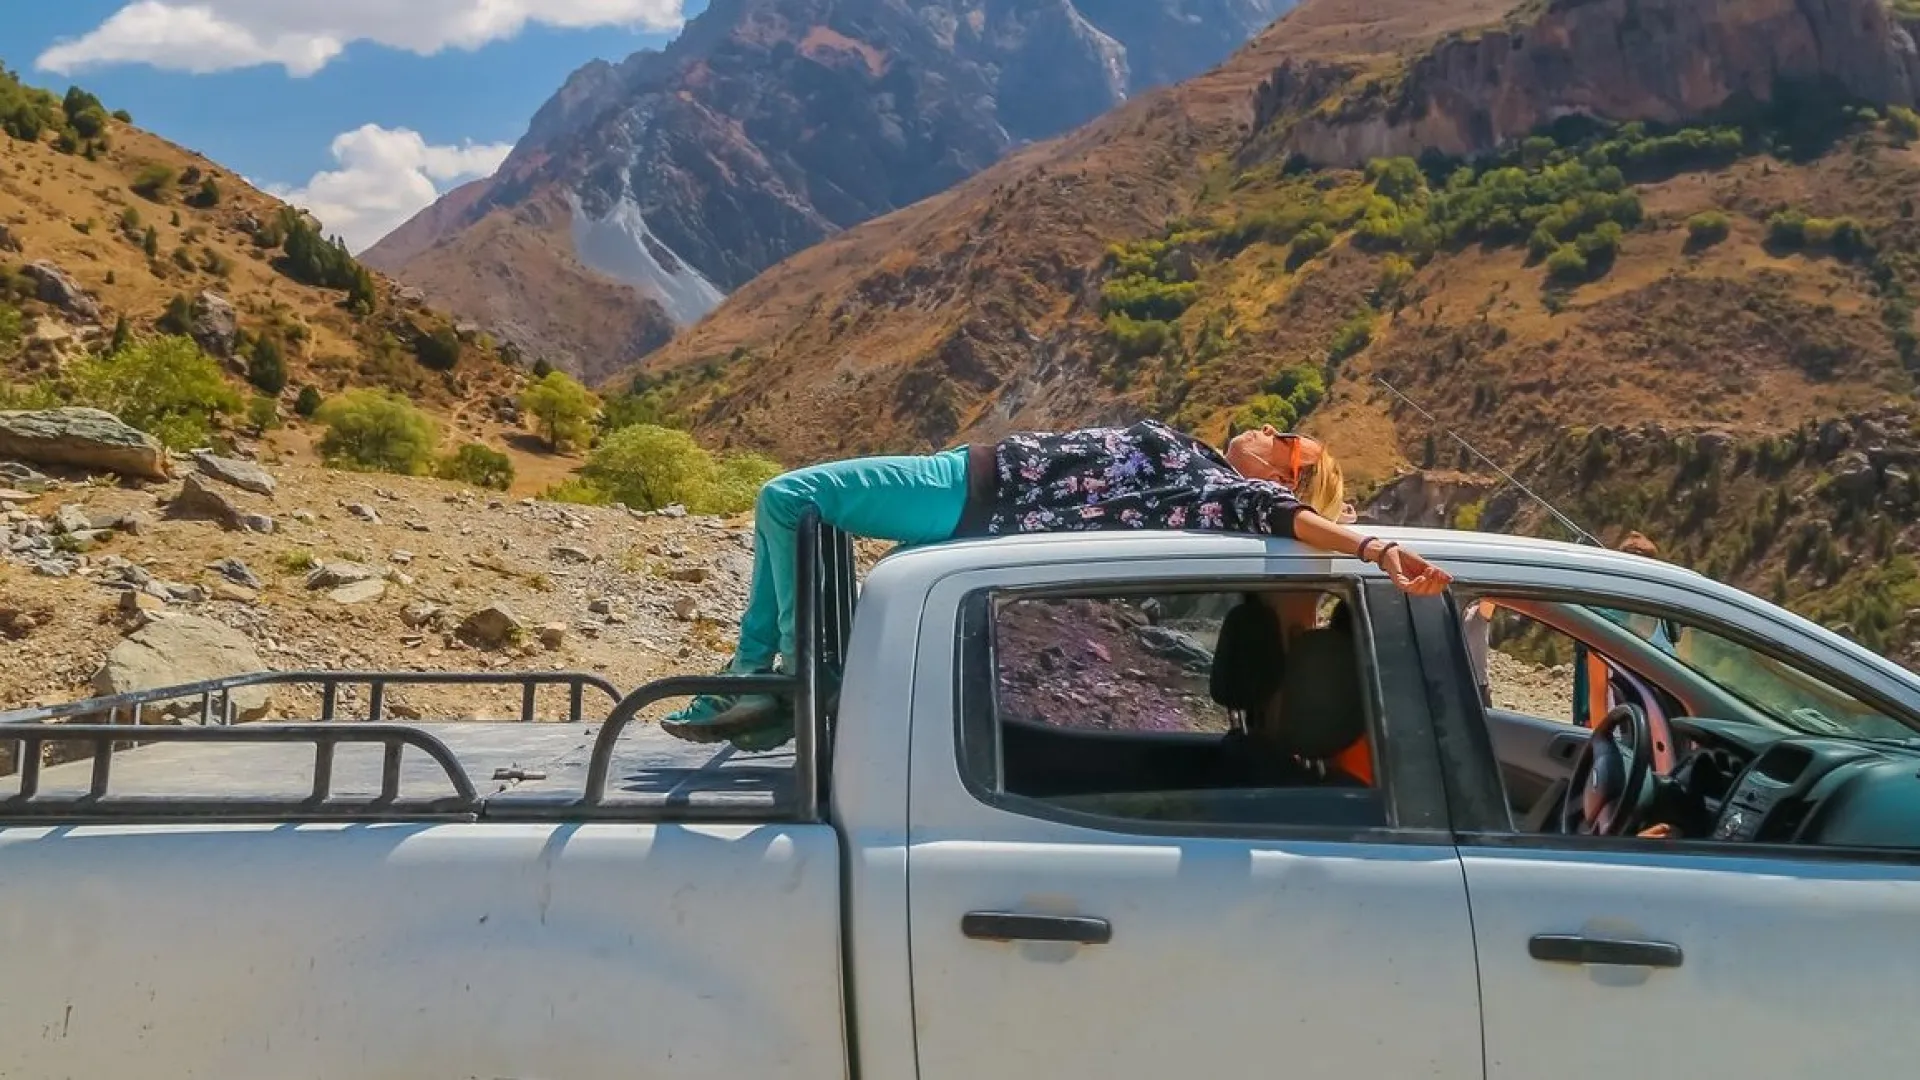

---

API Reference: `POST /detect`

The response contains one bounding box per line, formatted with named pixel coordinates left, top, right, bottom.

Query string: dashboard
left=1670, top=717, right=1920, bottom=849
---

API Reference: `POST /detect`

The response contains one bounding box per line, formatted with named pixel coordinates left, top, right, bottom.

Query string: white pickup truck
left=4, top=515, right=1919, bottom=1080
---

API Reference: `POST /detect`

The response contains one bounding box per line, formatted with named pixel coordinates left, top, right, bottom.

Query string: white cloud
left=266, top=124, right=512, bottom=253
left=37, top=1, right=686, bottom=77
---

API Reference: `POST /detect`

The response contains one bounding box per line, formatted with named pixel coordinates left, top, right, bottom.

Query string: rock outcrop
left=1258, top=0, right=1920, bottom=166
left=0, top=408, right=169, bottom=481
left=92, top=614, right=272, bottom=722
left=22, top=261, right=101, bottom=322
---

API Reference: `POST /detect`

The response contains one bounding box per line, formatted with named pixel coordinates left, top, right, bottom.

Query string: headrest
left=1275, top=626, right=1368, bottom=759
left=1208, top=598, right=1285, bottom=713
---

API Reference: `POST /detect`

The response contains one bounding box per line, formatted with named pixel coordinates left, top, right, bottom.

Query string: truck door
left=904, top=565, right=1483, bottom=1080
left=1409, top=575, right=1920, bottom=1080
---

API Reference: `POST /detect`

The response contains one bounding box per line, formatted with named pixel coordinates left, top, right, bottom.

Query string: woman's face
left=1225, top=425, right=1292, bottom=483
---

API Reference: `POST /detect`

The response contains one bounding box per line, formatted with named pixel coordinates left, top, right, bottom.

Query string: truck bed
left=11, top=721, right=795, bottom=813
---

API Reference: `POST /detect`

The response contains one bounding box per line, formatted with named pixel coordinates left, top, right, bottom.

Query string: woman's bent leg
left=665, top=448, right=969, bottom=737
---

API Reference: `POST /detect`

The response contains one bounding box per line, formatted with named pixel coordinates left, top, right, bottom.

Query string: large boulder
left=92, top=614, right=272, bottom=722
left=0, top=408, right=169, bottom=480
left=189, top=291, right=238, bottom=357
left=22, top=261, right=101, bottom=322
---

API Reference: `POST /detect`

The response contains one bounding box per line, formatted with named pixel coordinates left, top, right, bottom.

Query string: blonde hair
left=1295, top=449, right=1345, bottom=520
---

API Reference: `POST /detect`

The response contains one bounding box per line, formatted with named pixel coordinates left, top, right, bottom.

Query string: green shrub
left=520, top=370, right=600, bottom=451
left=1686, top=211, right=1731, bottom=247
left=246, top=337, right=288, bottom=395
left=413, top=325, right=461, bottom=371
left=0, top=304, right=20, bottom=358
left=1232, top=393, right=1300, bottom=434
left=1888, top=105, right=1920, bottom=142
left=1288, top=222, right=1336, bottom=266
left=578, top=424, right=782, bottom=513
left=1100, top=275, right=1201, bottom=321
left=1546, top=244, right=1590, bottom=283
left=293, top=385, right=323, bottom=418
left=541, top=477, right=611, bottom=505
left=315, top=389, right=437, bottom=475
left=1376, top=254, right=1416, bottom=298
left=130, top=163, right=176, bottom=201
left=272, top=207, right=377, bottom=311
left=1327, top=312, right=1375, bottom=363
left=68, top=335, right=240, bottom=450
left=187, top=178, right=220, bottom=209
left=702, top=452, right=784, bottom=515
left=435, top=443, right=515, bottom=490
left=1104, top=312, right=1175, bottom=359
left=246, top=394, right=281, bottom=433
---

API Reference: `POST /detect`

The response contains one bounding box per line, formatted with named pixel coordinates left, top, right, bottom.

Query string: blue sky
left=1, top=1, right=704, bottom=250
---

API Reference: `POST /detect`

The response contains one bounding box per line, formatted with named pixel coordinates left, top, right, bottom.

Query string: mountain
left=362, top=0, right=1294, bottom=382
left=619, top=0, right=1920, bottom=664
left=0, top=67, right=523, bottom=427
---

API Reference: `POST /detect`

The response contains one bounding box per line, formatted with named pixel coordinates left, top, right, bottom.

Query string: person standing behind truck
left=661, top=419, right=1454, bottom=749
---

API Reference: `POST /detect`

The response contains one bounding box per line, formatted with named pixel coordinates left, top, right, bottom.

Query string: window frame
left=1417, top=580, right=1920, bottom=866
left=953, top=574, right=1455, bottom=845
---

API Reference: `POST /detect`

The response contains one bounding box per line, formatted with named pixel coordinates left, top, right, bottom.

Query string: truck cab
left=4, top=519, right=1919, bottom=1079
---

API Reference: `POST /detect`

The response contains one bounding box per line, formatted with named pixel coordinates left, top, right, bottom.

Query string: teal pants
left=733, top=446, right=970, bottom=671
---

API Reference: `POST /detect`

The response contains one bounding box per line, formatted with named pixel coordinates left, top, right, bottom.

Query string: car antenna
left=1372, top=374, right=1606, bottom=548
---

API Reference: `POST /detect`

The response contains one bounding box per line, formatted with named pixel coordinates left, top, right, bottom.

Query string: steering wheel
left=1560, top=704, right=1668, bottom=836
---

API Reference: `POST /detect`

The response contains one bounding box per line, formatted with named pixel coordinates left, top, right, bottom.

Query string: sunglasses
left=1273, top=432, right=1323, bottom=483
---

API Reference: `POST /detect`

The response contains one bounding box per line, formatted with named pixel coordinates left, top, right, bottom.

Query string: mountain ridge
left=363, top=0, right=1295, bottom=382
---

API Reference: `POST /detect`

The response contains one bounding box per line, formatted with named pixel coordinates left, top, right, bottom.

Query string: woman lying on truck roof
left=661, top=419, right=1453, bottom=750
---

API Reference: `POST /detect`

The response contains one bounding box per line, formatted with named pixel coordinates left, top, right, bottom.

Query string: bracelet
left=1357, top=537, right=1380, bottom=563
left=1376, top=541, right=1402, bottom=565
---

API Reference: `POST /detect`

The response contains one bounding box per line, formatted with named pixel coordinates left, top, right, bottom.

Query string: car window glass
left=1585, top=605, right=1911, bottom=741
left=971, top=587, right=1390, bottom=831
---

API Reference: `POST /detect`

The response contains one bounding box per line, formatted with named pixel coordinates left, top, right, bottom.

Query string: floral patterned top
left=981, top=419, right=1306, bottom=537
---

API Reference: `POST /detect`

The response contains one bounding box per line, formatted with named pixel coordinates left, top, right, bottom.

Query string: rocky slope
left=615, top=0, right=1920, bottom=666
left=364, top=0, right=1292, bottom=382
left=0, top=70, right=526, bottom=424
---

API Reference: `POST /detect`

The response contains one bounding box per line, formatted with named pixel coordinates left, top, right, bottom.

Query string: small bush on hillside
left=1104, top=313, right=1174, bottom=359
left=246, top=395, right=281, bottom=433
left=1686, top=211, right=1731, bottom=248
left=1888, top=105, right=1920, bottom=142
left=246, top=337, right=287, bottom=395
left=541, top=477, right=610, bottom=505
left=579, top=424, right=781, bottom=514
left=1287, top=222, right=1336, bottom=267
left=293, top=385, right=323, bottom=418
left=315, top=389, right=437, bottom=475
left=187, top=177, right=220, bottom=209
left=435, top=443, right=515, bottom=490
left=1232, top=394, right=1303, bottom=434
left=131, top=164, right=176, bottom=201
left=68, top=335, right=240, bottom=450
left=520, top=370, right=600, bottom=451
left=1327, top=311, right=1376, bottom=364
left=413, top=325, right=462, bottom=371
left=1546, top=244, right=1590, bottom=283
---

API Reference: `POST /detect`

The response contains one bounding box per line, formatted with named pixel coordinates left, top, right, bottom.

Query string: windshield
left=1586, top=606, right=1915, bottom=741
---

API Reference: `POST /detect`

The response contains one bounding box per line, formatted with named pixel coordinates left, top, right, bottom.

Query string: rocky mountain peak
left=362, top=0, right=1293, bottom=382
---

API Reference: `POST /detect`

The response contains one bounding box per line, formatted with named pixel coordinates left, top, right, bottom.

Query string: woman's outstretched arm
left=1292, top=509, right=1453, bottom=596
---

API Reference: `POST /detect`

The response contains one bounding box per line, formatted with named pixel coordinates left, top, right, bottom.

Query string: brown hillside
left=0, top=105, right=522, bottom=416
left=621, top=0, right=1920, bottom=666
left=0, top=74, right=579, bottom=488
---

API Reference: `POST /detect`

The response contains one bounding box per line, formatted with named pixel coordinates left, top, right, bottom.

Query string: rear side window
left=961, top=585, right=1390, bottom=833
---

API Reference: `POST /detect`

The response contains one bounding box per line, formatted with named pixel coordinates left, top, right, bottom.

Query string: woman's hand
left=1381, top=545, right=1452, bottom=596
left=1337, top=502, right=1358, bottom=525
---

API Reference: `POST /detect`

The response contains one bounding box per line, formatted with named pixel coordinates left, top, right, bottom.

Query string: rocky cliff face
left=364, top=0, right=1292, bottom=381
left=1256, top=0, right=1920, bottom=165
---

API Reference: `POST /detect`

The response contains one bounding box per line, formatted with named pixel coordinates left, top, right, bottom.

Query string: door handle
left=962, top=911, right=1112, bottom=945
left=1529, top=933, right=1682, bottom=968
